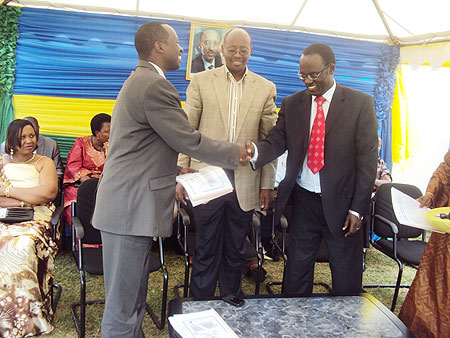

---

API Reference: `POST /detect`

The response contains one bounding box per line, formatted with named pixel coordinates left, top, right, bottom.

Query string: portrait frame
left=186, top=22, right=234, bottom=81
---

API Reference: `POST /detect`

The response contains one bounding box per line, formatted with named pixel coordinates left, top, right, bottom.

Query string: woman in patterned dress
left=63, top=113, right=110, bottom=228
left=399, top=149, right=450, bottom=337
left=0, top=119, right=59, bottom=337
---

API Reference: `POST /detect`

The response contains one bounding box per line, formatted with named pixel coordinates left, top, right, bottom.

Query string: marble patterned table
left=168, top=293, right=412, bottom=337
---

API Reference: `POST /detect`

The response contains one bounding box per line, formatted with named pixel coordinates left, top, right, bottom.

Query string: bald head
left=223, top=28, right=252, bottom=46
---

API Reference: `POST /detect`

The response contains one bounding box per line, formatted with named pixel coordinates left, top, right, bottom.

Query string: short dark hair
left=302, top=43, right=336, bottom=66
left=5, top=119, right=38, bottom=155
left=90, top=113, right=111, bottom=135
left=134, top=21, right=169, bottom=60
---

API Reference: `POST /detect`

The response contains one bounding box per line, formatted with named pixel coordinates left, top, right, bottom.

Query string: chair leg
left=146, top=265, right=169, bottom=330
left=391, top=259, right=403, bottom=312
left=51, top=283, right=62, bottom=313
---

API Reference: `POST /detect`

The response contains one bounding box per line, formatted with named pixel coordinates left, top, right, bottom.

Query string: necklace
left=12, top=153, right=36, bottom=164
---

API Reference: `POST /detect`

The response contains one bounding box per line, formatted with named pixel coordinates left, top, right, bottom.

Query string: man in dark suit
left=92, top=22, right=249, bottom=337
left=190, top=28, right=223, bottom=73
left=247, top=43, right=378, bottom=296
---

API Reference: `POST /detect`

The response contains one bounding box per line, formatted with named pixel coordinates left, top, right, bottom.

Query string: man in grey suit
left=247, top=43, right=378, bottom=297
left=1, top=116, right=64, bottom=180
left=92, top=22, right=249, bottom=337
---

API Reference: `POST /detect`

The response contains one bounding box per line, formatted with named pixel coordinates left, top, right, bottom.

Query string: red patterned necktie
left=307, top=96, right=326, bottom=174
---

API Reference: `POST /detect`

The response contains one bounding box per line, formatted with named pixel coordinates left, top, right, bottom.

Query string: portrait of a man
left=186, top=23, right=233, bottom=80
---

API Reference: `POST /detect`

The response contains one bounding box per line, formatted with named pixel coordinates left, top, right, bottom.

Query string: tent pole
left=290, top=0, right=308, bottom=27
left=372, top=0, right=398, bottom=44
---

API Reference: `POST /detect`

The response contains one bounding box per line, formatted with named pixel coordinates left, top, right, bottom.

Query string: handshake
left=238, top=141, right=255, bottom=166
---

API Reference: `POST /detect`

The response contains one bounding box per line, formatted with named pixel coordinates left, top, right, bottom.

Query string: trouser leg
left=284, top=185, right=324, bottom=296
left=101, top=231, right=153, bottom=338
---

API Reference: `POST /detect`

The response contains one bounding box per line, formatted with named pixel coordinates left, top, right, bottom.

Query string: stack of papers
left=169, top=308, right=239, bottom=338
left=176, top=166, right=233, bottom=207
left=391, top=188, right=443, bottom=233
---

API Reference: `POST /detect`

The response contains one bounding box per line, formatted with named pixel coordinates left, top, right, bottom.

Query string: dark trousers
left=284, top=184, right=363, bottom=296
left=100, top=231, right=153, bottom=338
left=189, top=179, right=253, bottom=299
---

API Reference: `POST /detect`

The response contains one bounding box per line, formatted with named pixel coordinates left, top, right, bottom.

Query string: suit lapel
left=235, top=72, right=257, bottom=139
left=325, top=84, right=345, bottom=136
left=212, top=69, right=229, bottom=131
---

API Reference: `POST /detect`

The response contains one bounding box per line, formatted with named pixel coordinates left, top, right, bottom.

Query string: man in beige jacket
left=177, top=28, right=277, bottom=298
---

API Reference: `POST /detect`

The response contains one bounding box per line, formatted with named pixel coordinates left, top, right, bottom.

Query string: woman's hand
left=417, top=193, right=433, bottom=208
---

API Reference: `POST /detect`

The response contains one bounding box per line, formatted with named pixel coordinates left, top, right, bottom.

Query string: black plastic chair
left=363, top=183, right=427, bottom=312
left=70, top=178, right=169, bottom=337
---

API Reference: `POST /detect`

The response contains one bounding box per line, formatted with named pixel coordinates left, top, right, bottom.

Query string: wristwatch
left=348, top=210, right=364, bottom=221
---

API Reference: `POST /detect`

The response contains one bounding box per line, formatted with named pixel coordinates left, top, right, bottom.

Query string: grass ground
left=45, top=244, right=416, bottom=338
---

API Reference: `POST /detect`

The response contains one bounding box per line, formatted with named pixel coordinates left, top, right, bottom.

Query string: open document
left=176, top=166, right=233, bottom=207
left=391, top=188, right=443, bottom=233
left=169, top=308, right=239, bottom=338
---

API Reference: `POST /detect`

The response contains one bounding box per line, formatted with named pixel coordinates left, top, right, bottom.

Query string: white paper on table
left=168, top=308, right=239, bottom=338
left=391, top=188, right=443, bottom=233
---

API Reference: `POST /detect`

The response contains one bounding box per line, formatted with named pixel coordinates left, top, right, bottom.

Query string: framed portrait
left=186, top=23, right=234, bottom=81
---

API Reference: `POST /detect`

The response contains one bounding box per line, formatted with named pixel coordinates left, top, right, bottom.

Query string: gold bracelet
left=4, top=185, right=10, bottom=198
left=21, top=201, right=25, bottom=208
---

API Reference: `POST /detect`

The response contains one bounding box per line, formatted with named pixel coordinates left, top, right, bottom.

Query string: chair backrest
left=76, top=178, right=101, bottom=244
left=373, top=183, right=423, bottom=239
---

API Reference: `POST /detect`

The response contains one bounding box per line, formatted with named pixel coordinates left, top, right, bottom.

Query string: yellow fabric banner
left=12, top=95, right=191, bottom=138
left=13, top=95, right=116, bottom=137
left=391, top=70, right=410, bottom=164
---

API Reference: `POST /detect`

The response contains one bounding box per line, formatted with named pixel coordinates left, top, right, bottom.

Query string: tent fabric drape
left=12, top=7, right=398, bottom=163
left=0, top=6, right=21, bottom=142
left=374, top=44, right=400, bottom=169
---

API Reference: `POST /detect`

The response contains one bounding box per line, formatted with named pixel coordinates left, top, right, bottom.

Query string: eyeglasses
left=224, top=47, right=250, bottom=56
left=297, top=65, right=330, bottom=81
left=201, top=40, right=221, bottom=49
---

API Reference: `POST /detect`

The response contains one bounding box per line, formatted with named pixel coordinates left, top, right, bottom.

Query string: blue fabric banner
left=13, top=7, right=398, bottom=166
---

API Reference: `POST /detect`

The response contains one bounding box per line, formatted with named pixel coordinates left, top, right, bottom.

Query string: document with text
left=391, top=188, right=443, bottom=233
left=176, top=166, right=233, bottom=207
left=169, top=308, right=239, bottom=338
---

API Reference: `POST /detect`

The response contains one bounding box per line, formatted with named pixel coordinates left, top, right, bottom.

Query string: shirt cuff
left=250, top=142, right=258, bottom=170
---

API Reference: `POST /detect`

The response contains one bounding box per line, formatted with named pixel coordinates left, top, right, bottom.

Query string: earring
left=10, top=149, right=13, bottom=160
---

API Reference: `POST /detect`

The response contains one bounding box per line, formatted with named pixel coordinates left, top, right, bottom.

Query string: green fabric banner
left=0, top=6, right=21, bottom=142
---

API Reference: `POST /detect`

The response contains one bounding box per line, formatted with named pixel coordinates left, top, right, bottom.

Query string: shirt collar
left=202, top=56, right=215, bottom=69
left=312, top=80, right=336, bottom=103
left=148, top=61, right=165, bottom=79
left=225, top=65, right=248, bottom=83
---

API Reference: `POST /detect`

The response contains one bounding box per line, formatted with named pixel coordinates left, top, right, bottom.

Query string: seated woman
left=399, top=149, right=450, bottom=337
left=63, top=113, right=111, bottom=228
left=0, top=119, right=58, bottom=337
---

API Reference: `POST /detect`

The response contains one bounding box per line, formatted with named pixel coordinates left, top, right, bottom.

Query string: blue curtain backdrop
left=13, top=7, right=398, bottom=166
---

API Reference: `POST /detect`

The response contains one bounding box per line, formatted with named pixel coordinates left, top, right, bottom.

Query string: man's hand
left=179, top=167, right=199, bottom=175
left=238, top=143, right=251, bottom=165
left=175, top=183, right=189, bottom=205
left=245, top=140, right=255, bottom=158
left=342, top=213, right=362, bottom=237
left=417, top=193, right=432, bottom=208
left=260, top=189, right=273, bottom=211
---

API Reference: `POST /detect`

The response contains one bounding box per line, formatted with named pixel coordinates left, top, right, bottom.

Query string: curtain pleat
left=0, top=6, right=21, bottom=142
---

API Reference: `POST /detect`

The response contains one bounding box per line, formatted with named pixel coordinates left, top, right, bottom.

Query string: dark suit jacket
left=191, top=53, right=223, bottom=73
left=255, top=84, right=378, bottom=236
left=93, top=61, right=239, bottom=237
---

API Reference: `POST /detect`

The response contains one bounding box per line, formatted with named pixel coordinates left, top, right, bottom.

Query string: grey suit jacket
left=92, top=61, right=239, bottom=237
left=255, top=84, right=378, bottom=236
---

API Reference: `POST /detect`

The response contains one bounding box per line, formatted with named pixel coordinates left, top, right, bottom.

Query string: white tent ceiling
left=6, top=0, right=450, bottom=46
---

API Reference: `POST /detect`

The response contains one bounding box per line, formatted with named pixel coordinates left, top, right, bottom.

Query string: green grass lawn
left=47, top=245, right=416, bottom=337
